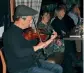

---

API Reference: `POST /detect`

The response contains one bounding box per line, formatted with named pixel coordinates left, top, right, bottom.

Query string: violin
left=23, top=27, right=49, bottom=41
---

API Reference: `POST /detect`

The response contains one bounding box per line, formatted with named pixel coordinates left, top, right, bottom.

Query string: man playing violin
left=3, top=5, right=63, bottom=73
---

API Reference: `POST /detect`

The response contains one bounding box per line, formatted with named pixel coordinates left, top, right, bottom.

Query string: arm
left=33, top=31, right=57, bottom=50
left=12, top=44, right=35, bottom=58
left=8, top=36, right=35, bottom=58
left=44, top=31, right=57, bottom=47
left=6, top=30, right=57, bottom=58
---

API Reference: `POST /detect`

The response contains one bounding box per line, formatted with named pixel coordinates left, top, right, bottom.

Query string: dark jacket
left=3, top=24, right=37, bottom=73
left=51, top=17, right=68, bottom=38
left=64, top=14, right=76, bottom=31
left=51, top=16, right=75, bottom=38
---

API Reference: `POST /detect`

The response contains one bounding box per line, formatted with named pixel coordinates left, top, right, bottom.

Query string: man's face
left=23, top=16, right=33, bottom=28
left=58, top=9, right=65, bottom=19
left=73, top=6, right=80, bottom=14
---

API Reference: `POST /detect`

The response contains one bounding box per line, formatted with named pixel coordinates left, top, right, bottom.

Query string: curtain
left=15, top=0, right=42, bottom=30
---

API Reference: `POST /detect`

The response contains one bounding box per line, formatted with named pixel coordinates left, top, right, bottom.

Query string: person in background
left=51, top=4, right=81, bottom=73
left=51, top=4, right=68, bottom=53
left=68, top=4, right=83, bottom=71
left=3, top=5, right=63, bottom=73
left=51, top=4, right=68, bottom=38
left=51, top=4, right=75, bottom=35
left=37, top=11, right=55, bottom=39
left=37, top=10, right=64, bottom=55
left=68, top=4, right=81, bottom=25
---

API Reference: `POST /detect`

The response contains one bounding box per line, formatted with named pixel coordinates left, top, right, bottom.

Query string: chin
left=27, top=25, right=30, bottom=28
left=61, top=16, right=64, bottom=19
left=24, top=26, right=28, bottom=29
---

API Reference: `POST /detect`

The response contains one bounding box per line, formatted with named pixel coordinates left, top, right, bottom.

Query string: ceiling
left=42, top=0, right=63, bottom=5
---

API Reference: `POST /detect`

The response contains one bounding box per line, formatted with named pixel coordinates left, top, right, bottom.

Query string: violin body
left=23, top=27, right=49, bottom=41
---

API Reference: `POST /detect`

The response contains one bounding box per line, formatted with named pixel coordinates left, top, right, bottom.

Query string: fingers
left=56, top=39, right=62, bottom=46
left=50, top=32, right=57, bottom=40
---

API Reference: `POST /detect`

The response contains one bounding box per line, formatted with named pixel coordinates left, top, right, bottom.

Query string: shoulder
left=37, top=22, right=45, bottom=28
left=3, top=24, right=15, bottom=39
left=68, top=12, right=77, bottom=19
left=64, top=14, right=73, bottom=21
left=51, top=17, right=58, bottom=25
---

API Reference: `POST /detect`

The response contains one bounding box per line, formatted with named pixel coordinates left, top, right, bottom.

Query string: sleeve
left=12, top=45, right=34, bottom=58
left=37, top=23, right=50, bottom=35
left=9, top=36, right=35, bottom=58
left=65, top=15, right=76, bottom=32
left=51, top=20, right=61, bottom=35
left=51, top=20, right=64, bottom=39
left=51, top=20, right=57, bottom=32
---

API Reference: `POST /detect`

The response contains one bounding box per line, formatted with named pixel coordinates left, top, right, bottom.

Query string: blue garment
left=15, top=59, right=63, bottom=73
left=68, top=11, right=81, bottom=25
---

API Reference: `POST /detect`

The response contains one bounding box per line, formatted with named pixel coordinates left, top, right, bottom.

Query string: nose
left=63, top=11, right=65, bottom=16
left=30, top=20, right=33, bottom=24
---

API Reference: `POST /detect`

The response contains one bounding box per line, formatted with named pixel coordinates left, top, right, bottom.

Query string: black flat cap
left=14, top=5, right=38, bottom=17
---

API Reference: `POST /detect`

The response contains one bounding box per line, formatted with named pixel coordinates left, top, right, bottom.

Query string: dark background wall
left=0, top=0, right=10, bottom=31
left=42, top=0, right=63, bottom=5
left=0, top=0, right=10, bottom=72
left=41, top=0, right=83, bottom=17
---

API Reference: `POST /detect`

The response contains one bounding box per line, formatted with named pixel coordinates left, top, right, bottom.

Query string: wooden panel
left=10, top=0, right=15, bottom=22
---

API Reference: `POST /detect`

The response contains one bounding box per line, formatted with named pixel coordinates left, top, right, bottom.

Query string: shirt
left=37, top=22, right=53, bottom=35
left=68, top=11, right=81, bottom=25
left=3, top=23, right=37, bottom=73
left=51, top=17, right=68, bottom=38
